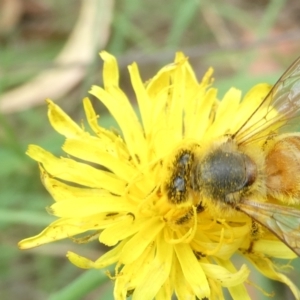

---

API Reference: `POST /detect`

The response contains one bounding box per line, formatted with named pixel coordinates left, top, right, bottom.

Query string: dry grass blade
left=0, top=0, right=114, bottom=114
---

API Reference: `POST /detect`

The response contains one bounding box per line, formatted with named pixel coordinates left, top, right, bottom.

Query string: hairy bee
left=165, top=57, right=300, bottom=256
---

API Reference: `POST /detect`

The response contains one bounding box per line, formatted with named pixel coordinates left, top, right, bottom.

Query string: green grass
left=1, top=0, right=300, bottom=299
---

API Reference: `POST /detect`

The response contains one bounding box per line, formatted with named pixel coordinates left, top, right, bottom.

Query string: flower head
left=19, top=52, right=300, bottom=299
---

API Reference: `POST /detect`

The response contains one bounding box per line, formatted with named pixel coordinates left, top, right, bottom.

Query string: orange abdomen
left=265, top=135, right=300, bottom=203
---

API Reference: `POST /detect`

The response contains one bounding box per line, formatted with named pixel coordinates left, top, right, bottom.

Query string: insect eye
left=178, top=153, right=190, bottom=166
left=173, top=176, right=185, bottom=192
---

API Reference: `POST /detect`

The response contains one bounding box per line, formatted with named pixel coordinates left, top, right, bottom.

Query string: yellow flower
left=19, top=52, right=300, bottom=300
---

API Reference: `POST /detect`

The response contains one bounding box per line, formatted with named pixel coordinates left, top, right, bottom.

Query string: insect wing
left=234, top=57, right=300, bottom=145
left=238, top=199, right=300, bottom=256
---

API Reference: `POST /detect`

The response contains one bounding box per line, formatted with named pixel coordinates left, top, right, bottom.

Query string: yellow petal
left=99, top=217, right=146, bottom=246
left=205, top=87, right=241, bottom=138
left=18, top=217, right=99, bottom=249
left=90, top=85, right=148, bottom=165
left=201, top=262, right=249, bottom=287
left=27, top=145, right=126, bottom=193
left=133, top=234, right=173, bottom=300
left=183, top=66, right=215, bottom=140
left=39, top=165, right=111, bottom=202
left=95, top=51, right=148, bottom=165
left=62, top=138, right=136, bottom=180
left=114, top=245, right=155, bottom=299
left=46, top=99, right=85, bottom=138
left=171, top=255, right=195, bottom=299
left=49, top=196, right=134, bottom=218
left=128, top=62, right=151, bottom=135
left=67, top=252, right=94, bottom=269
left=100, top=51, right=119, bottom=88
left=93, top=239, right=127, bottom=268
left=120, top=217, right=164, bottom=265
left=247, top=254, right=300, bottom=299
left=83, top=97, right=120, bottom=141
left=174, top=243, right=210, bottom=299
left=252, top=239, right=297, bottom=259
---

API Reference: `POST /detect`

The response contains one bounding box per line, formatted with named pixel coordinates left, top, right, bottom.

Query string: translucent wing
left=234, top=57, right=300, bottom=145
left=238, top=199, right=300, bottom=256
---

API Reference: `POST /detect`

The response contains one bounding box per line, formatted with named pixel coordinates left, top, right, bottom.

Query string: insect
left=165, top=57, right=300, bottom=256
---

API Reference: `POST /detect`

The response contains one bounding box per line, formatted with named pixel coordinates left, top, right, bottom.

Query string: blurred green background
left=1, top=0, right=300, bottom=299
